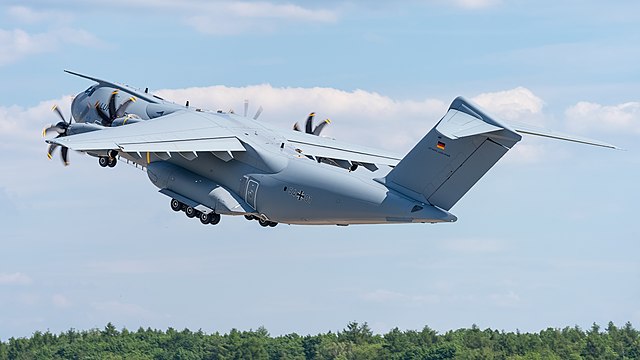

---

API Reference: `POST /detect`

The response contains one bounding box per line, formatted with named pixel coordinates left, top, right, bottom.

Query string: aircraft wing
left=49, top=110, right=245, bottom=153
left=285, top=131, right=403, bottom=169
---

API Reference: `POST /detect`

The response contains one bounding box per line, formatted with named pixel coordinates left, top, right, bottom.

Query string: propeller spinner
left=42, top=105, right=73, bottom=166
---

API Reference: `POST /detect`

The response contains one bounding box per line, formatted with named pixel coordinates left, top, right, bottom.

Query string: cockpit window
left=84, top=85, right=97, bottom=96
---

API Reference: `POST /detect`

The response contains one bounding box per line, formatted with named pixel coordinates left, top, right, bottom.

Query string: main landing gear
left=170, top=199, right=220, bottom=225
left=98, top=150, right=118, bottom=168
left=244, top=214, right=278, bottom=227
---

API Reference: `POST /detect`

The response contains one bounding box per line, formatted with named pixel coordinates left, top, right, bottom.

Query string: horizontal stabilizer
left=436, top=108, right=503, bottom=139
left=509, top=121, right=618, bottom=149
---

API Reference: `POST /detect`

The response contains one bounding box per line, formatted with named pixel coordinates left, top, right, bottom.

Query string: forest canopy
left=1, top=321, right=639, bottom=359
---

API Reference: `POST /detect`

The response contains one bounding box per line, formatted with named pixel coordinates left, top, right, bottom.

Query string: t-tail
left=383, top=97, right=520, bottom=211
left=383, top=96, right=616, bottom=211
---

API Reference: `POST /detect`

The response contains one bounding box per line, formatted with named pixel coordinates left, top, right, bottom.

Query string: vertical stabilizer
left=384, top=97, right=522, bottom=210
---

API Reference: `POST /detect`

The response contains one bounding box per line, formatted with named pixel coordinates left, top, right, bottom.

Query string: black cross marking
left=296, top=191, right=305, bottom=201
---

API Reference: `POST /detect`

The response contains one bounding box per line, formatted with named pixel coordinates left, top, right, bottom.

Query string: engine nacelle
left=111, top=114, right=143, bottom=127
left=66, top=122, right=104, bottom=135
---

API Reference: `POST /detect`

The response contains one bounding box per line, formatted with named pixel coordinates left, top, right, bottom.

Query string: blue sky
left=0, top=0, right=639, bottom=339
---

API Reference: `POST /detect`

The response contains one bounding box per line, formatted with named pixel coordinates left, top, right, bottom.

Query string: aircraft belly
left=254, top=160, right=455, bottom=225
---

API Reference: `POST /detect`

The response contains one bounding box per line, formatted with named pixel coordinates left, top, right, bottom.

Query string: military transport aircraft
left=44, top=71, right=615, bottom=227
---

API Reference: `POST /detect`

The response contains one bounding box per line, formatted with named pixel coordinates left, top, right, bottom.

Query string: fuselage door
left=244, top=177, right=259, bottom=209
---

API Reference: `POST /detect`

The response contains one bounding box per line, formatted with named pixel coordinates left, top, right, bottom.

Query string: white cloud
left=0, top=6, right=102, bottom=66
left=0, top=27, right=101, bottom=66
left=0, top=272, right=32, bottom=285
left=471, top=87, right=552, bottom=164
left=472, top=87, right=545, bottom=124
left=565, top=101, right=640, bottom=135
left=0, top=95, right=73, bottom=145
left=157, top=85, right=446, bottom=152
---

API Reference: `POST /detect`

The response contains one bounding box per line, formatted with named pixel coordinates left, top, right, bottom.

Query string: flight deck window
left=84, top=86, right=97, bottom=96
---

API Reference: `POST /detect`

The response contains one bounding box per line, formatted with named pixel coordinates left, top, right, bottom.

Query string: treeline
left=1, top=321, right=639, bottom=359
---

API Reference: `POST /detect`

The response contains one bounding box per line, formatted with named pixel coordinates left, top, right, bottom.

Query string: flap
left=119, top=137, right=245, bottom=152
left=286, top=132, right=402, bottom=167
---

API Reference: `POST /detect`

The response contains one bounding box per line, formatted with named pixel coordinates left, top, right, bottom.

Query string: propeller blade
left=244, top=99, right=249, bottom=117
left=293, top=122, right=301, bottom=132
left=60, top=146, right=69, bottom=166
left=95, top=101, right=112, bottom=126
left=43, top=124, right=65, bottom=137
left=47, top=143, right=59, bottom=160
left=305, top=112, right=315, bottom=134
left=312, top=119, right=331, bottom=136
left=115, top=97, right=136, bottom=118
left=108, top=90, right=118, bottom=119
left=253, top=106, right=263, bottom=120
left=52, top=105, right=66, bottom=124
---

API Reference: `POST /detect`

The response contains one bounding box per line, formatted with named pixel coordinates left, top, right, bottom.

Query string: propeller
left=253, top=106, right=263, bottom=120
left=95, top=90, right=136, bottom=126
left=240, top=100, right=263, bottom=120
left=293, top=112, right=331, bottom=136
left=42, top=105, right=73, bottom=166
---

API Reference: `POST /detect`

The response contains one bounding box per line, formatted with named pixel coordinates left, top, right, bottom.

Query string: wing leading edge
left=48, top=110, right=246, bottom=154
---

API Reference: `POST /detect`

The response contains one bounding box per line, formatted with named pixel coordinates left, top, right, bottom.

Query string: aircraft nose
left=71, top=92, right=91, bottom=122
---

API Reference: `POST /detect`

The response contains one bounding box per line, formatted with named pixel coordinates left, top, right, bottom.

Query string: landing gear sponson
left=170, top=198, right=221, bottom=225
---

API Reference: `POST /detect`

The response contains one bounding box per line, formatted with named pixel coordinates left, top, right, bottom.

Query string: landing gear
left=98, top=156, right=117, bottom=168
left=253, top=216, right=278, bottom=228
left=185, top=206, right=196, bottom=218
left=169, top=198, right=220, bottom=226
left=170, top=199, right=182, bottom=212
left=198, top=211, right=220, bottom=225
left=199, top=212, right=212, bottom=224
left=209, top=213, right=221, bottom=225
